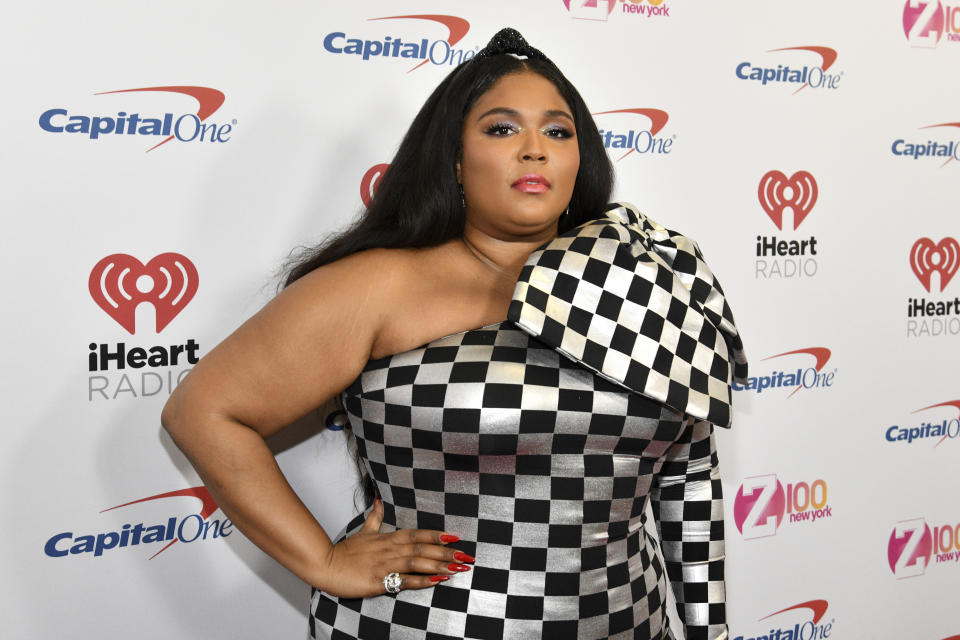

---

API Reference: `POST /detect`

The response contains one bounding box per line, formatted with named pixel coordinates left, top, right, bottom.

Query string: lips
left=511, top=174, right=551, bottom=193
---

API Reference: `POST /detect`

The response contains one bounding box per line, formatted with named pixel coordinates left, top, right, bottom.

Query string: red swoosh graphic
left=101, top=486, right=219, bottom=559
left=763, top=347, right=831, bottom=371
left=95, top=86, right=226, bottom=152
left=768, top=46, right=838, bottom=94
left=760, top=599, right=829, bottom=624
left=592, top=108, right=670, bottom=161
left=762, top=347, right=831, bottom=397
left=369, top=15, right=471, bottom=73
left=913, top=400, right=960, bottom=447
left=920, top=122, right=960, bottom=129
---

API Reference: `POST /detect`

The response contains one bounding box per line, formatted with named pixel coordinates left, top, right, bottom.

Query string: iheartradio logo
left=758, top=170, right=818, bottom=229
left=360, top=163, right=389, bottom=208
left=89, top=253, right=198, bottom=334
left=910, top=237, right=959, bottom=292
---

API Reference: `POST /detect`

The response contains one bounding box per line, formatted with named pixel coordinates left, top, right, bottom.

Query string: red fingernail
left=430, top=575, right=450, bottom=583
left=439, top=534, right=459, bottom=543
left=453, top=552, right=475, bottom=563
left=447, top=563, right=471, bottom=572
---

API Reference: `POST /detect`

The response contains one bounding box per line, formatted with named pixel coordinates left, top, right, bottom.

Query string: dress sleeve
left=508, top=202, right=747, bottom=428
left=651, top=419, right=728, bottom=640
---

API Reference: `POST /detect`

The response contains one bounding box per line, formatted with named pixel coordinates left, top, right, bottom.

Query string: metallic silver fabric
left=310, top=206, right=741, bottom=639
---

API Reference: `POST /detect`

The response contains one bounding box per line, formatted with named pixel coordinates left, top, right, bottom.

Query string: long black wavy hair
left=283, top=32, right=614, bottom=287
left=286, top=30, right=615, bottom=507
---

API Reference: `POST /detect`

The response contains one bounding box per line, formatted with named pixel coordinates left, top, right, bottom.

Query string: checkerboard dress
left=310, top=203, right=747, bottom=640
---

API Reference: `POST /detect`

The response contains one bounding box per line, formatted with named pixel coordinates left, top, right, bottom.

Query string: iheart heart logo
left=758, top=170, right=818, bottom=229
left=89, top=253, right=198, bottom=334
left=910, top=237, right=960, bottom=292
left=360, top=163, right=389, bottom=208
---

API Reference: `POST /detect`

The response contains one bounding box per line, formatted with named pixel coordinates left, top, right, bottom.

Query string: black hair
left=284, top=30, right=615, bottom=507
left=283, top=32, right=614, bottom=286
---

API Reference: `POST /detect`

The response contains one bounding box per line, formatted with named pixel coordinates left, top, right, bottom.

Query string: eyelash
left=483, top=122, right=574, bottom=139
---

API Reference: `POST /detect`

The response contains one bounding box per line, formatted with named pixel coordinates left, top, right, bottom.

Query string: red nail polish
left=453, top=552, right=475, bottom=563
left=447, top=563, right=470, bottom=572
left=439, top=534, right=459, bottom=543
left=430, top=575, right=450, bottom=583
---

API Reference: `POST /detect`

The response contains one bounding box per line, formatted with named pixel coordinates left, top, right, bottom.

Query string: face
left=457, top=71, right=580, bottom=238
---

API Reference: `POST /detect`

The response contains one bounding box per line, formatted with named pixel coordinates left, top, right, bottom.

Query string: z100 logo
left=903, top=0, right=960, bottom=48
left=886, top=400, right=960, bottom=447
left=735, top=47, right=842, bottom=93
left=38, top=86, right=234, bottom=152
left=733, top=600, right=834, bottom=640
left=323, top=15, right=475, bottom=72
left=887, top=517, right=960, bottom=578
left=592, top=109, right=674, bottom=161
left=87, top=253, right=200, bottom=401
left=562, top=0, right=671, bottom=20
left=755, top=170, right=820, bottom=279
left=906, top=236, right=960, bottom=337
left=732, top=348, right=835, bottom=396
left=733, top=475, right=832, bottom=540
left=44, top=487, right=231, bottom=560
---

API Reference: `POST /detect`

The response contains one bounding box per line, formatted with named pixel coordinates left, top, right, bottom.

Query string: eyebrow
left=474, top=107, right=574, bottom=123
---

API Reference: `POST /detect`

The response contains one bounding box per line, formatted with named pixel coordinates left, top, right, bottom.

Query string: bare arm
left=161, top=251, right=464, bottom=595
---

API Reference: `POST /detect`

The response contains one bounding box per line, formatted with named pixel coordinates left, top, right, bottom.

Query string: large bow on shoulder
left=508, top=203, right=748, bottom=427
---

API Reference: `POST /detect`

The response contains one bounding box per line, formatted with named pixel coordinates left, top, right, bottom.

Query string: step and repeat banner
left=2, top=1, right=958, bottom=638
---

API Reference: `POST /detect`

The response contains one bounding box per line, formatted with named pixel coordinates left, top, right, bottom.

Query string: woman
left=162, top=28, right=746, bottom=640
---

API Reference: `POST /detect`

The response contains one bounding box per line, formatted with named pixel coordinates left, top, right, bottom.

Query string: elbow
left=161, top=383, right=194, bottom=446
left=161, top=392, right=183, bottom=442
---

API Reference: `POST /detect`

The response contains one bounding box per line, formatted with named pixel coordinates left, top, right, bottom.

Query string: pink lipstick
left=512, top=174, right=551, bottom=193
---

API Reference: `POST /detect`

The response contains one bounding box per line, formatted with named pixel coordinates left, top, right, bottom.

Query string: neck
left=460, top=220, right=557, bottom=283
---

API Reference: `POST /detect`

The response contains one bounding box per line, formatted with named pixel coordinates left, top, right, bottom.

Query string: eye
left=483, top=121, right=518, bottom=136
left=542, top=125, right=574, bottom=139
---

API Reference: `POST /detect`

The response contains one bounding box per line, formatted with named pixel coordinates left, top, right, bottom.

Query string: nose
left=519, top=129, right=547, bottom=162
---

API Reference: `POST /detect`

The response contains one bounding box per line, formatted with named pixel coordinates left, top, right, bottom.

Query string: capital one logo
left=360, top=163, right=389, bottom=207
left=758, top=170, right=818, bottom=229
left=322, top=15, right=472, bottom=73
left=44, top=486, right=231, bottom=560
left=738, top=600, right=835, bottom=640
left=888, top=518, right=934, bottom=578
left=89, top=253, right=198, bottom=334
left=732, top=347, right=834, bottom=396
left=38, top=86, right=231, bottom=153
left=593, top=108, right=673, bottom=161
left=910, top=237, right=959, bottom=291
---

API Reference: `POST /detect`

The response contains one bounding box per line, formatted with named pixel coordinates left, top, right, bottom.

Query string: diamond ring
left=383, top=572, right=403, bottom=594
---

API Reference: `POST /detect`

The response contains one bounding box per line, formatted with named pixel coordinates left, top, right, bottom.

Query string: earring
left=459, top=184, right=465, bottom=208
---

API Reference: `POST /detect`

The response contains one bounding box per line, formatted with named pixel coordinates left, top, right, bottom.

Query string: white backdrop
left=2, top=1, right=959, bottom=638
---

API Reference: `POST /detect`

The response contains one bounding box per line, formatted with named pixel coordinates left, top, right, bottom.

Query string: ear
left=456, top=160, right=461, bottom=183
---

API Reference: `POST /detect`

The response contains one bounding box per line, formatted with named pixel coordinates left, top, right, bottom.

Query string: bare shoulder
left=285, top=247, right=423, bottom=326
left=164, top=248, right=424, bottom=438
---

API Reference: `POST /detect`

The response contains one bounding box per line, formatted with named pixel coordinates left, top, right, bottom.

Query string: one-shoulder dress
left=310, top=204, right=747, bottom=640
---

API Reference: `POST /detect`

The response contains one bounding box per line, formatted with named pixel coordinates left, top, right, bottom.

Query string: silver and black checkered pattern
left=510, top=203, right=747, bottom=427
left=310, top=206, right=743, bottom=639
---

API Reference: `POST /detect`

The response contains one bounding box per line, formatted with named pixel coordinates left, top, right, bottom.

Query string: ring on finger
left=383, top=572, right=403, bottom=594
